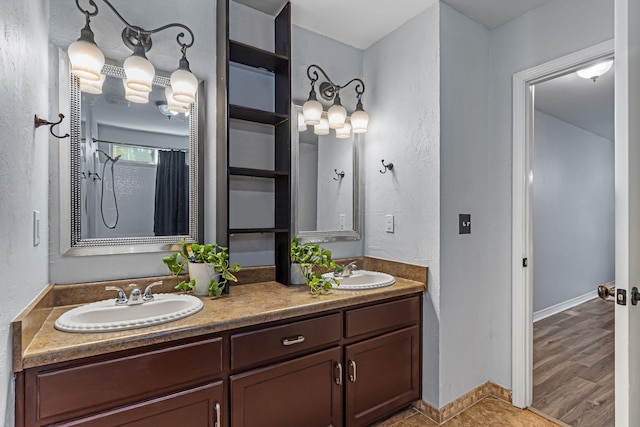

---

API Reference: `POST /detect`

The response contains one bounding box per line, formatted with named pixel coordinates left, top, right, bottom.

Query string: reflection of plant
left=291, top=237, right=340, bottom=296
left=162, top=241, right=241, bottom=297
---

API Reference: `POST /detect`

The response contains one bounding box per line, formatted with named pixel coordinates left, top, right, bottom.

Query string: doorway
left=511, top=39, right=615, bottom=411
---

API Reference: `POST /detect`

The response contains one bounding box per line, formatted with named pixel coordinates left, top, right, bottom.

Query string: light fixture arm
left=306, top=64, right=365, bottom=102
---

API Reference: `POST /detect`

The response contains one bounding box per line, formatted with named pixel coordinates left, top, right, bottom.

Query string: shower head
left=113, top=155, right=121, bottom=163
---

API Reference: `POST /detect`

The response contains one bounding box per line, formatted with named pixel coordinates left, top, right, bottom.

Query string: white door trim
left=511, top=39, right=614, bottom=409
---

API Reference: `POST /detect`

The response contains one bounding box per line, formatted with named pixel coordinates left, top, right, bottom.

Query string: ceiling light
left=156, top=101, right=179, bottom=118
left=577, top=59, right=613, bottom=82
left=301, top=64, right=368, bottom=137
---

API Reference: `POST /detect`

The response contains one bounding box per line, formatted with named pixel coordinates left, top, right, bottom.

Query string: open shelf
left=229, top=228, right=289, bottom=235
left=230, top=40, right=289, bottom=73
left=230, top=105, right=289, bottom=125
left=229, top=167, right=288, bottom=178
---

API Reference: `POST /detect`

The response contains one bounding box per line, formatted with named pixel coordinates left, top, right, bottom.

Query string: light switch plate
left=33, top=210, right=41, bottom=246
left=385, top=215, right=394, bottom=233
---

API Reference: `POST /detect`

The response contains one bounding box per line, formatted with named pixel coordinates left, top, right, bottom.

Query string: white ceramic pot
left=188, top=262, right=220, bottom=296
left=290, top=263, right=307, bottom=285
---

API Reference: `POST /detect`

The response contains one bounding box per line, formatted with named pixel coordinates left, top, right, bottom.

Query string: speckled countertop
left=15, top=275, right=425, bottom=371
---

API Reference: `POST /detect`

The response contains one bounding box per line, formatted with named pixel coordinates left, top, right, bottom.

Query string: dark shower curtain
left=154, top=150, right=188, bottom=236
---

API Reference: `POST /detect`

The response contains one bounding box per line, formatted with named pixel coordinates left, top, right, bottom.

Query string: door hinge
left=522, top=258, right=528, bottom=268
left=617, top=289, right=627, bottom=305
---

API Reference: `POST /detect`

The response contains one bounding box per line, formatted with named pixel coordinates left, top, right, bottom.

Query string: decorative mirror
left=61, top=63, right=203, bottom=255
left=293, top=105, right=361, bottom=241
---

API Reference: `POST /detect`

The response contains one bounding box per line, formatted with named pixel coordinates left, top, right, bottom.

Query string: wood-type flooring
left=531, top=298, right=614, bottom=426
left=371, top=397, right=562, bottom=426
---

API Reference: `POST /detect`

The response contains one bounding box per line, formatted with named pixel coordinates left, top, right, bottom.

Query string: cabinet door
left=57, top=381, right=224, bottom=427
left=230, top=347, right=342, bottom=427
left=345, top=326, right=420, bottom=427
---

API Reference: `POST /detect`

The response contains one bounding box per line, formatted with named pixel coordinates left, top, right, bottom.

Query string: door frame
left=511, top=39, right=615, bottom=409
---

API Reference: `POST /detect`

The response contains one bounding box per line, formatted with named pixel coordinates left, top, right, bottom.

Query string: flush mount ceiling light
left=302, top=64, right=368, bottom=137
left=576, top=59, right=614, bottom=82
left=156, top=101, right=179, bottom=118
left=69, top=0, right=198, bottom=107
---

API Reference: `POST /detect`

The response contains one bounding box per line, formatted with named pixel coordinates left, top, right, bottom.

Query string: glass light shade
left=314, top=116, right=330, bottom=135
left=335, top=121, right=352, bottom=139
left=123, top=54, right=155, bottom=92
left=297, top=111, right=307, bottom=132
left=123, top=81, right=149, bottom=104
left=79, top=74, right=105, bottom=94
left=576, top=60, right=613, bottom=80
left=166, top=86, right=190, bottom=113
left=68, top=39, right=105, bottom=81
left=351, top=110, right=369, bottom=134
left=170, top=69, right=198, bottom=104
left=303, top=99, right=323, bottom=125
left=328, top=103, right=347, bottom=129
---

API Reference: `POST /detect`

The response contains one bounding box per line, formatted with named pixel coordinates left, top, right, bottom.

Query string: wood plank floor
left=372, top=397, right=563, bottom=426
left=531, top=298, right=614, bottom=426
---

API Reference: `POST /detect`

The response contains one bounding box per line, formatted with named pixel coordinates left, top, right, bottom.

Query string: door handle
left=598, top=284, right=615, bottom=302
left=214, top=402, right=221, bottom=427
left=348, top=360, right=357, bottom=382
left=282, top=335, right=305, bottom=346
left=335, top=362, right=343, bottom=385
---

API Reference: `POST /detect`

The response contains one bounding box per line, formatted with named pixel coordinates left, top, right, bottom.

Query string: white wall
left=486, top=0, right=613, bottom=390
left=0, top=1, right=50, bottom=424
left=363, top=4, right=441, bottom=406
left=533, top=111, right=614, bottom=311
left=438, top=3, right=493, bottom=406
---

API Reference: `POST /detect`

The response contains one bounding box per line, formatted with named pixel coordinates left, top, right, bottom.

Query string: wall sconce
left=68, top=0, right=197, bottom=111
left=301, top=64, right=369, bottom=138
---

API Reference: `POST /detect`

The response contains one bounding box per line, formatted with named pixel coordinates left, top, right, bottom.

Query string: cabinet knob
left=348, top=360, right=357, bottom=382
left=282, top=335, right=306, bottom=346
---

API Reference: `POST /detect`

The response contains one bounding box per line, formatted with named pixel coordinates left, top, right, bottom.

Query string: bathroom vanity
left=14, top=269, right=425, bottom=427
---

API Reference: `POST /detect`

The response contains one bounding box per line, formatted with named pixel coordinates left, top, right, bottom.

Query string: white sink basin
left=55, top=294, right=204, bottom=333
left=322, top=271, right=396, bottom=290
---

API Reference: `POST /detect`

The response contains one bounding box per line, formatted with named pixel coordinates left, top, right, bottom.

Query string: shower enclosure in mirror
left=61, top=63, right=204, bottom=255
left=293, top=105, right=361, bottom=241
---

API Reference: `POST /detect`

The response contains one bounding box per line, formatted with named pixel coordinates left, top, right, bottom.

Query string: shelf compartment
left=229, top=167, right=288, bottom=179
left=230, top=105, right=288, bottom=125
left=229, top=228, right=288, bottom=234
left=230, top=40, right=288, bottom=73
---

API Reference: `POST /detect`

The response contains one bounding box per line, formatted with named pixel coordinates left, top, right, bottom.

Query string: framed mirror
left=61, top=63, right=204, bottom=255
left=293, top=105, right=361, bottom=242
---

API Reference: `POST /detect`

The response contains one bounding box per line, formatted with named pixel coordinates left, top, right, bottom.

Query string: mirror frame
left=293, top=104, right=361, bottom=242
left=60, top=62, right=204, bottom=256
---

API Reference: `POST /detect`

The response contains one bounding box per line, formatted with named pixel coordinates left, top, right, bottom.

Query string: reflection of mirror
left=62, top=63, right=203, bottom=255
left=294, top=105, right=360, bottom=241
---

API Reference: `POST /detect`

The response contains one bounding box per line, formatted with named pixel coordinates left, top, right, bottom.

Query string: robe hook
left=34, top=113, right=69, bottom=139
left=333, top=169, right=345, bottom=180
left=379, top=159, right=394, bottom=174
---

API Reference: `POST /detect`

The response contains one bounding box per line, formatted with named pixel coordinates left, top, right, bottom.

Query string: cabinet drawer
left=30, top=337, right=222, bottom=425
left=231, top=313, right=341, bottom=371
left=345, top=296, right=420, bottom=338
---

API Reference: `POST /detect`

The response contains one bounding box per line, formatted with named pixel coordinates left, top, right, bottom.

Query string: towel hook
left=34, top=113, right=69, bottom=139
left=333, top=169, right=345, bottom=180
left=379, top=159, right=394, bottom=174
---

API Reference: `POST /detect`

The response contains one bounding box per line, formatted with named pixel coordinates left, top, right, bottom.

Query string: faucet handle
left=105, top=286, right=128, bottom=305
left=143, top=281, right=163, bottom=302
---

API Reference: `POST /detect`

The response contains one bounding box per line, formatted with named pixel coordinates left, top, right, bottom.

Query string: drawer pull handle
left=215, top=402, right=221, bottom=427
left=335, top=362, right=343, bottom=385
left=349, top=360, right=357, bottom=382
left=282, top=335, right=306, bottom=346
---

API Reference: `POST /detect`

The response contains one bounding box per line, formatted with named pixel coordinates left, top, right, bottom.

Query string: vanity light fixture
left=576, top=59, right=614, bottom=82
left=69, top=0, right=198, bottom=108
left=302, top=64, right=368, bottom=137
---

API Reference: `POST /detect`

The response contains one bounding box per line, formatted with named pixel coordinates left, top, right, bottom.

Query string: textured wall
left=487, top=0, right=614, bottom=390
left=0, top=0, right=50, bottom=424
left=533, top=112, right=614, bottom=312
left=363, top=4, right=441, bottom=406
left=439, top=3, right=492, bottom=407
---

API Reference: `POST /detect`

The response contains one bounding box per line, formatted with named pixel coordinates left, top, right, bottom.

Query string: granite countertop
left=15, top=274, right=426, bottom=371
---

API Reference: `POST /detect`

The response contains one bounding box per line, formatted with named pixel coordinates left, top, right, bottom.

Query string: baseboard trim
left=413, top=382, right=512, bottom=424
left=532, top=285, right=609, bottom=323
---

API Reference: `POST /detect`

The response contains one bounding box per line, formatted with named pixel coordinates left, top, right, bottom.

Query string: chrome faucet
left=104, top=281, right=163, bottom=306
left=143, top=281, right=163, bottom=302
left=127, top=284, right=143, bottom=305
left=105, top=286, right=128, bottom=305
left=334, top=261, right=358, bottom=278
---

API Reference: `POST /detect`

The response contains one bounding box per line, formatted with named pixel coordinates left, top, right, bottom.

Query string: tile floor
left=372, top=397, right=563, bottom=426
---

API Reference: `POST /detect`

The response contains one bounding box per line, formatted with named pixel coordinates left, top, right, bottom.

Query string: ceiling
left=535, top=65, right=614, bottom=141
left=236, top=0, right=555, bottom=49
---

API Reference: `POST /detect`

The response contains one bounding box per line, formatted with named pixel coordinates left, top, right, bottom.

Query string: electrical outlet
left=385, top=215, right=394, bottom=233
left=33, top=210, right=41, bottom=246
left=459, top=214, right=471, bottom=234
left=339, top=214, right=346, bottom=230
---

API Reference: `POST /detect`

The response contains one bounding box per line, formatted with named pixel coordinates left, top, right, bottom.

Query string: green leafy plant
left=162, top=241, right=241, bottom=297
left=290, top=237, right=340, bottom=296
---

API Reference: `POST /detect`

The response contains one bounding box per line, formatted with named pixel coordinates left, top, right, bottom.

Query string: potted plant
left=290, top=237, right=340, bottom=296
left=163, top=241, right=241, bottom=297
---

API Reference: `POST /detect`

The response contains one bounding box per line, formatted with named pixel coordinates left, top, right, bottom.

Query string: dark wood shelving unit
left=218, top=1, right=292, bottom=286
